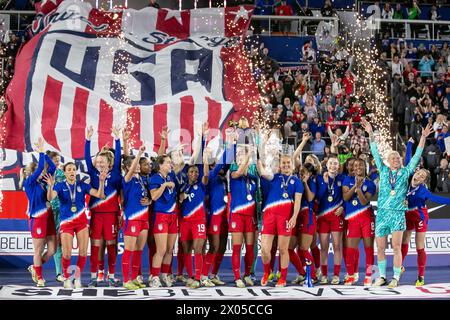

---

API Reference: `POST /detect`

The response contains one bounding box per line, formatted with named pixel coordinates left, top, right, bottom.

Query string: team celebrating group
left=22, top=116, right=450, bottom=290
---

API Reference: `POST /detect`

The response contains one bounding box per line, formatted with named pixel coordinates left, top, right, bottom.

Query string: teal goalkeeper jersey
left=369, top=141, right=423, bottom=212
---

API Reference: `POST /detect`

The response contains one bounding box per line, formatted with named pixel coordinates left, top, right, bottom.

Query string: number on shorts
left=198, top=224, right=205, bottom=233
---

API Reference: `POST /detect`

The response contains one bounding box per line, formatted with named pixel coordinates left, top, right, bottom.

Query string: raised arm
left=362, top=119, right=385, bottom=171
left=158, top=126, right=168, bottom=156
left=29, top=138, right=46, bottom=182
left=202, top=148, right=210, bottom=185
left=122, top=129, right=130, bottom=157
left=404, top=138, right=414, bottom=166
left=45, top=154, right=57, bottom=176
left=124, top=145, right=145, bottom=183
left=293, top=132, right=311, bottom=168
left=85, top=126, right=95, bottom=172
left=424, top=188, right=450, bottom=205
left=43, top=173, right=57, bottom=201
left=112, top=126, right=122, bottom=172
left=406, top=124, right=432, bottom=175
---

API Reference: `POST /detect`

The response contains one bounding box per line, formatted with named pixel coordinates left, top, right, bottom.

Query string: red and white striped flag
left=2, top=0, right=260, bottom=159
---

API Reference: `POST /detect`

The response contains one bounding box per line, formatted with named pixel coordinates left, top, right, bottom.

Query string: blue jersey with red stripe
left=85, top=139, right=121, bottom=214
left=122, top=176, right=149, bottom=221
left=261, top=174, right=303, bottom=218
left=24, top=153, right=56, bottom=219
left=180, top=180, right=207, bottom=221
left=54, top=181, right=91, bottom=224
left=407, top=184, right=450, bottom=220
left=316, top=173, right=345, bottom=218
left=342, top=176, right=376, bottom=220
left=149, top=172, right=177, bottom=214
left=229, top=169, right=258, bottom=216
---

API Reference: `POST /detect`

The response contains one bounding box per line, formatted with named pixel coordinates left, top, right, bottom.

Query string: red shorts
left=153, top=213, right=178, bottom=234
left=123, top=220, right=149, bottom=237
left=229, top=213, right=257, bottom=233
left=60, top=215, right=89, bottom=236
left=406, top=208, right=429, bottom=232
left=29, top=212, right=56, bottom=239
left=346, top=209, right=375, bottom=238
left=317, top=210, right=344, bottom=234
left=207, top=214, right=228, bottom=235
left=90, top=212, right=119, bottom=241
left=298, top=209, right=317, bottom=236
left=179, top=219, right=207, bottom=241
left=261, top=211, right=292, bottom=237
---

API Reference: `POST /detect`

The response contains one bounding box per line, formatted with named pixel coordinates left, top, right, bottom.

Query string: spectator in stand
left=304, top=97, right=318, bottom=123
left=309, top=116, right=326, bottom=138
left=342, top=70, right=355, bottom=96
left=428, top=5, right=441, bottom=39
left=316, top=72, right=329, bottom=94
left=410, top=114, right=423, bottom=143
left=332, top=76, right=343, bottom=97
left=416, top=43, right=427, bottom=62
left=424, top=138, right=442, bottom=191
left=437, top=124, right=450, bottom=153
left=381, top=3, right=393, bottom=36
left=271, top=80, right=285, bottom=104
left=419, top=53, right=435, bottom=81
left=321, top=0, right=336, bottom=17
left=291, top=101, right=304, bottom=124
left=328, top=120, right=351, bottom=145
left=430, top=44, right=440, bottom=61
left=407, top=0, right=422, bottom=39
left=350, top=126, right=369, bottom=153
left=393, top=3, right=406, bottom=38
left=334, top=59, right=348, bottom=79
left=351, top=143, right=363, bottom=159
left=311, top=132, right=326, bottom=160
left=391, top=55, right=404, bottom=77
left=348, top=101, right=365, bottom=124
left=298, top=4, right=314, bottom=35
left=436, top=158, right=450, bottom=192
left=275, top=0, right=294, bottom=35
left=405, top=96, right=418, bottom=137
left=435, top=57, right=447, bottom=78
left=302, top=40, right=316, bottom=63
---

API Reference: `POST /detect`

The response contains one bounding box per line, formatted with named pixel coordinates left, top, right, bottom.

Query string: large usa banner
left=1, top=0, right=260, bottom=159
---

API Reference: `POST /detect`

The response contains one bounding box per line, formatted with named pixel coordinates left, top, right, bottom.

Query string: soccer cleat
left=415, top=276, right=425, bottom=287
left=37, top=279, right=46, bottom=287
left=63, top=278, right=73, bottom=289
left=235, top=279, right=246, bottom=288
left=160, top=274, right=173, bottom=287
left=364, top=276, right=372, bottom=287
left=97, top=270, right=105, bottom=282
left=354, top=273, right=359, bottom=283
left=343, top=273, right=349, bottom=282
left=373, top=277, right=387, bottom=286
left=315, top=269, right=322, bottom=280
left=387, top=278, right=399, bottom=289
left=186, top=278, right=194, bottom=287
left=189, top=280, right=201, bottom=289
left=320, top=275, right=329, bottom=285
left=344, top=276, right=355, bottom=286
left=331, top=275, right=340, bottom=285
left=243, top=275, right=255, bottom=286
left=275, top=279, right=287, bottom=287
left=136, top=275, right=144, bottom=285
left=210, top=275, right=225, bottom=286
left=150, top=276, right=162, bottom=288
left=88, top=278, right=98, bottom=288
left=200, top=277, right=216, bottom=287
left=276, top=271, right=281, bottom=280
left=268, top=272, right=275, bottom=281
left=261, top=273, right=270, bottom=287
left=123, top=281, right=139, bottom=290
left=73, top=278, right=83, bottom=289
left=250, top=273, right=257, bottom=283
left=311, top=277, right=319, bottom=284
left=56, top=274, right=65, bottom=283
left=133, top=278, right=146, bottom=289
left=28, top=265, right=38, bottom=284
left=168, top=274, right=175, bottom=284
left=291, top=274, right=305, bottom=285
left=107, top=277, right=120, bottom=287
left=176, top=274, right=189, bottom=283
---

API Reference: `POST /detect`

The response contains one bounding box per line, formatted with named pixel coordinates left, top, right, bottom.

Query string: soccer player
left=178, top=148, right=210, bottom=288
left=258, top=151, right=303, bottom=287
left=229, top=146, right=258, bottom=288
left=342, top=158, right=376, bottom=286
left=402, top=169, right=450, bottom=286
left=149, top=155, right=178, bottom=287
left=362, top=119, right=432, bottom=288
left=46, top=150, right=65, bottom=283
left=316, top=155, right=345, bottom=285
left=44, top=163, right=106, bottom=289
left=121, top=145, right=152, bottom=290
left=25, top=138, right=57, bottom=287
left=85, top=126, right=122, bottom=287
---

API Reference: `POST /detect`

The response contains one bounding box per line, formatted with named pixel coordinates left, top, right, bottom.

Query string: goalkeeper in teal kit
left=361, top=119, right=433, bottom=288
